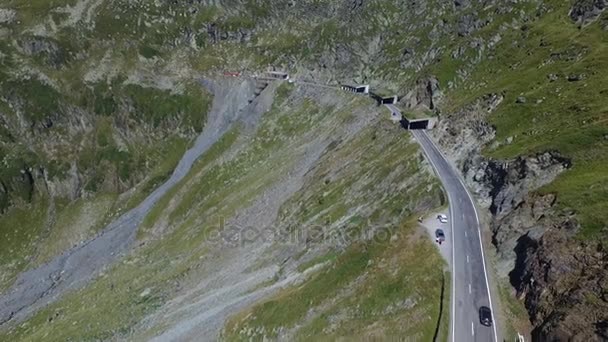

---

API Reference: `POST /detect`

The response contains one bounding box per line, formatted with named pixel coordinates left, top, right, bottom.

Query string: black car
left=435, top=229, right=445, bottom=243
left=479, top=306, right=493, bottom=327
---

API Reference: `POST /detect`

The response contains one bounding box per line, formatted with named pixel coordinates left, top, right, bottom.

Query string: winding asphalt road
left=0, top=74, right=500, bottom=341
left=385, top=105, right=499, bottom=342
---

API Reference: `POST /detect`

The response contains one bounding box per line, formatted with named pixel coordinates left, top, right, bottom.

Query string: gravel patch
left=0, top=78, right=256, bottom=327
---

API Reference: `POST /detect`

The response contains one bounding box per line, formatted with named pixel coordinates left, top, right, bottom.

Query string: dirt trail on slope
left=0, top=78, right=257, bottom=327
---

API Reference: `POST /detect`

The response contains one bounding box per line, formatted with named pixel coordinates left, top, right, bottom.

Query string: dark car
left=435, top=229, right=445, bottom=244
left=479, top=306, right=493, bottom=327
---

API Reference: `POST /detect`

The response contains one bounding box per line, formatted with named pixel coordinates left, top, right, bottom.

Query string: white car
left=437, top=214, right=448, bottom=223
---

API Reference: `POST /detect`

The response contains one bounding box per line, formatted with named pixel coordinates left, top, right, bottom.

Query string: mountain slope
left=0, top=0, right=606, bottom=340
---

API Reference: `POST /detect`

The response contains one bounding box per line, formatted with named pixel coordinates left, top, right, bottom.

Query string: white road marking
left=407, top=129, right=456, bottom=342
left=472, top=322, right=475, bottom=336
left=464, top=231, right=467, bottom=238
left=450, top=203, right=455, bottom=342
left=467, top=255, right=470, bottom=263
left=419, top=131, right=499, bottom=342
left=469, top=283, right=472, bottom=294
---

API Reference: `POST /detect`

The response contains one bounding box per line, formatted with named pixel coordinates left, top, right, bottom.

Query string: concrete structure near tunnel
left=384, top=103, right=437, bottom=130
left=340, top=83, right=437, bottom=130
left=400, top=117, right=438, bottom=130
left=367, top=92, right=398, bottom=105
left=381, top=95, right=398, bottom=104
left=341, top=84, right=370, bottom=94
left=264, top=71, right=290, bottom=80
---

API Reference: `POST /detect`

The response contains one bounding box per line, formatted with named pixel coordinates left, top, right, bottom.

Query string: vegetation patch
left=2, top=78, right=61, bottom=123
left=224, top=220, right=446, bottom=341
left=0, top=199, right=48, bottom=291
left=442, top=2, right=608, bottom=237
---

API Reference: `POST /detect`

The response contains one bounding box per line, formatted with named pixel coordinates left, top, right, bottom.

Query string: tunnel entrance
left=341, top=85, right=370, bottom=94
left=400, top=118, right=430, bottom=130
left=381, top=96, right=398, bottom=104
left=409, top=120, right=429, bottom=130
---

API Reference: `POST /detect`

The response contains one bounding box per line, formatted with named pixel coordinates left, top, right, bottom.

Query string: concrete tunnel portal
left=381, top=96, right=398, bottom=105
left=341, top=84, right=370, bottom=94
left=339, top=85, right=437, bottom=130
left=400, top=117, right=437, bottom=130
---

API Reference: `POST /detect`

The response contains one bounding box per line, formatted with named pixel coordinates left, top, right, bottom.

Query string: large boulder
left=402, top=76, right=443, bottom=111
left=569, top=0, right=608, bottom=26
left=0, top=8, right=16, bottom=24
left=16, top=36, right=70, bottom=68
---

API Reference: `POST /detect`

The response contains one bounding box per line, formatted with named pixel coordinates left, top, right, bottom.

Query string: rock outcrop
left=16, top=36, right=70, bottom=69
left=516, top=229, right=607, bottom=341
left=570, top=0, right=608, bottom=27
left=430, top=87, right=607, bottom=339
left=0, top=8, right=16, bottom=24
left=402, top=76, right=443, bottom=112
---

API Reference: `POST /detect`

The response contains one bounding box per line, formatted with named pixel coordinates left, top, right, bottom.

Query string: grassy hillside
left=0, top=0, right=606, bottom=339
left=1, top=82, right=445, bottom=341
left=439, top=1, right=608, bottom=237
left=224, top=224, right=446, bottom=341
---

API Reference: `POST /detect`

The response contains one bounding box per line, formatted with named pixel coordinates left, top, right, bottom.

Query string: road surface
left=384, top=104, right=499, bottom=342
left=413, top=130, right=498, bottom=342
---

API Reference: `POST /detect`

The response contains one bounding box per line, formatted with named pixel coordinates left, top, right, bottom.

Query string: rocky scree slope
left=0, top=0, right=607, bottom=340
left=1, top=79, right=448, bottom=340
left=0, top=77, right=257, bottom=327
left=0, top=0, right=216, bottom=293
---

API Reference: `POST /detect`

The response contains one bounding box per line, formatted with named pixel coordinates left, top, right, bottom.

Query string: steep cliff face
left=430, top=90, right=607, bottom=339
left=517, top=229, right=607, bottom=341
left=414, top=0, right=608, bottom=338
left=0, top=86, right=206, bottom=204
left=1, top=0, right=606, bottom=339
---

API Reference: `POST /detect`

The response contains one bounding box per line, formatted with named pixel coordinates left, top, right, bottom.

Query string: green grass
left=497, top=281, right=530, bottom=341
left=122, top=136, right=192, bottom=212
left=138, top=127, right=240, bottom=234
left=33, top=194, right=118, bottom=266
left=437, top=272, right=451, bottom=342
left=403, top=110, right=437, bottom=120
left=296, top=251, right=338, bottom=273
left=151, top=97, right=334, bottom=256
left=245, top=243, right=371, bottom=332
left=224, top=220, right=446, bottom=341
left=3, top=253, right=185, bottom=341
left=1, top=78, right=61, bottom=123
left=440, top=1, right=608, bottom=237
left=220, top=15, right=256, bottom=31
left=1, top=0, right=78, bottom=28
left=138, top=45, right=161, bottom=59
left=0, top=85, right=358, bottom=341
left=0, top=199, right=48, bottom=291
left=221, top=105, right=445, bottom=340
left=275, top=117, right=441, bottom=233
left=72, top=81, right=211, bottom=194
left=122, top=83, right=211, bottom=130
left=92, top=1, right=144, bottom=40
left=163, top=85, right=312, bottom=226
